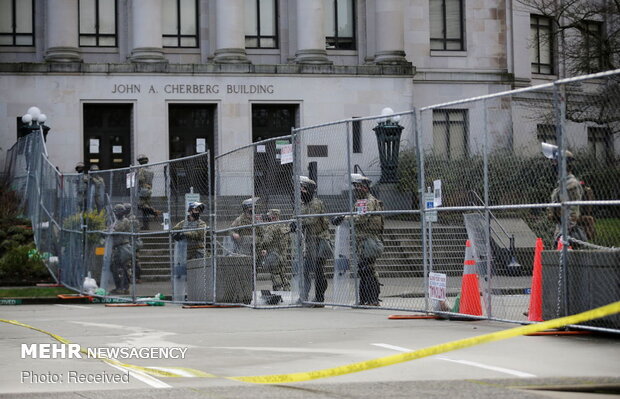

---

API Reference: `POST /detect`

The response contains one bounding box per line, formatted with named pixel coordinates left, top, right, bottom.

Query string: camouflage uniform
left=260, top=222, right=291, bottom=291
left=111, top=216, right=132, bottom=293
left=547, top=173, right=587, bottom=246
left=137, top=167, right=158, bottom=229
left=350, top=193, right=384, bottom=305
left=300, top=197, right=331, bottom=302
left=89, top=174, right=105, bottom=212
left=173, top=217, right=208, bottom=259
left=230, top=212, right=260, bottom=255
left=75, top=174, right=90, bottom=211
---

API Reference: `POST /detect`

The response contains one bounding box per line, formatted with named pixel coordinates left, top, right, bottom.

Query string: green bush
left=0, top=244, right=50, bottom=285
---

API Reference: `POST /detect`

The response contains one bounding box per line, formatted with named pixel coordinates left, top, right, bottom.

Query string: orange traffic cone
left=458, top=240, right=483, bottom=316
left=528, top=237, right=544, bottom=322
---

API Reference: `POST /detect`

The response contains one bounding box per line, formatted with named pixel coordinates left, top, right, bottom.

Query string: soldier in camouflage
left=543, top=143, right=587, bottom=248
left=230, top=197, right=261, bottom=255
left=173, top=202, right=208, bottom=259
left=292, top=176, right=331, bottom=306
left=136, top=154, right=161, bottom=230
left=333, top=174, right=384, bottom=306
left=260, top=209, right=291, bottom=291
left=89, top=164, right=105, bottom=212
left=123, top=203, right=142, bottom=283
left=74, top=162, right=89, bottom=211
left=110, top=204, right=132, bottom=294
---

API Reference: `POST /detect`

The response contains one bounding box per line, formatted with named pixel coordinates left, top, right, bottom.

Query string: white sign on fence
left=280, top=144, right=293, bottom=164
left=429, top=272, right=447, bottom=301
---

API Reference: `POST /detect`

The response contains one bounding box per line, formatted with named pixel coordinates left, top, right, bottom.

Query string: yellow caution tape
left=2, top=301, right=619, bottom=384
left=229, top=301, right=620, bottom=384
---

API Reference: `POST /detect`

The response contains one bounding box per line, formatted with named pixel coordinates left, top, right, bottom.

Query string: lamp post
left=20, top=106, right=51, bottom=141
left=372, top=107, right=404, bottom=184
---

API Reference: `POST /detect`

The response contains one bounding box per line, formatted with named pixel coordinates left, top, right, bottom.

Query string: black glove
left=172, top=232, right=185, bottom=241
left=289, top=221, right=297, bottom=233
left=331, top=216, right=345, bottom=226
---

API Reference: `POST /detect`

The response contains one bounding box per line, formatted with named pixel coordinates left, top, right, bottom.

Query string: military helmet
left=241, top=197, right=258, bottom=210
left=351, top=173, right=371, bottom=187
left=137, top=154, right=149, bottom=164
left=541, top=143, right=574, bottom=161
left=188, top=201, right=205, bottom=213
left=90, top=164, right=99, bottom=171
left=75, top=162, right=85, bottom=172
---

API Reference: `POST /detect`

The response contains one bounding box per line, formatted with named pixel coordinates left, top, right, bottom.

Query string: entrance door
left=83, top=104, right=133, bottom=199
left=168, top=104, right=215, bottom=200
left=252, top=104, right=297, bottom=202
left=83, top=104, right=132, bottom=170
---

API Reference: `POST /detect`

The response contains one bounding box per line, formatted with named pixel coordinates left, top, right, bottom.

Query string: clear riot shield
left=333, top=219, right=354, bottom=304
left=173, top=238, right=188, bottom=302
left=100, top=233, right=115, bottom=292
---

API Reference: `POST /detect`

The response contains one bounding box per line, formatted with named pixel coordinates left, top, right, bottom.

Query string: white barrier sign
left=280, top=144, right=293, bottom=164
left=429, top=272, right=447, bottom=301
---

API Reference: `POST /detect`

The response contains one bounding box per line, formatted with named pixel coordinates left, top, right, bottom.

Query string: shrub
left=0, top=244, right=50, bottom=285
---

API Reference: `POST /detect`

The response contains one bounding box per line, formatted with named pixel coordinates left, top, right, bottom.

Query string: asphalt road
left=0, top=304, right=619, bottom=398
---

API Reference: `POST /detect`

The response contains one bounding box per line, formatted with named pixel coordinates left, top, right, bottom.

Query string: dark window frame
left=162, top=0, right=199, bottom=48
left=430, top=0, right=465, bottom=51
left=530, top=14, right=554, bottom=75
left=433, top=109, right=469, bottom=159
left=79, top=0, right=118, bottom=47
left=580, top=20, right=604, bottom=74
left=245, top=0, right=279, bottom=49
left=325, top=0, right=356, bottom=50
left=0, top=0, right=35, bottom=47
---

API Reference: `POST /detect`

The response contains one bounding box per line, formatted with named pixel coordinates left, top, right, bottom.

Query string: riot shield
left=173, top=238, right=188, bottom=302
left=333, top=219, right=354, bottom=304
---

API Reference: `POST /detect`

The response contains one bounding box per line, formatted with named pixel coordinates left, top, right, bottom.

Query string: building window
left=429, top=0, right=464, bottom=51
left=324, top=0, right=355, bottom=50
left=433, top=109, right=467, bottom=159
left=245, top=0, right=278, bottom=48
left=79, top=0, right=117, bottom=47
left=162, top=0, right=198, bottom=48
left=588, top=127, right=612, bottom=163
left=580, top=20, right=604, bottom=73
left=308, top=145, right=328, bottom=157
left=537, top=124, right=556, bottom=145
left=530, top=15, right=553, bottom=74
left=352, top=117, right=362, bottom=153
left=0, top=0, right=34, bottom=46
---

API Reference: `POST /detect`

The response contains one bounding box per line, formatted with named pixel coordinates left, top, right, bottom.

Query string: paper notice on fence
left=280, top=144, right=293, bottom=164
left=429, top=272, right=447, bottom=301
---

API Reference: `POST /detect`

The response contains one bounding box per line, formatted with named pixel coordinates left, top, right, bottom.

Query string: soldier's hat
left=188, top=201, right=205, bottom=213
left=90, top=164, right=99, bottom=171
left=137, top=154, right=149, bottom=163
left=242, top=197, right=259, bottom=209
left=351, top=173, right=372, bottom=187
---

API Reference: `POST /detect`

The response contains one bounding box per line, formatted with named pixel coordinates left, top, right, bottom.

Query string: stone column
left=294, top=0, right=330, bottom=64
left=213, top=0, right=250, bottom=63
left=374, top=0, right=408, bottom=64
left=45, top=0, right=81, bottom=62
left=129, top=0, right=166, bottom=63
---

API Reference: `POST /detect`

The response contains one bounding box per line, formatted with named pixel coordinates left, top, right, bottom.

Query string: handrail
left=468, top=190, right=510, bottom=248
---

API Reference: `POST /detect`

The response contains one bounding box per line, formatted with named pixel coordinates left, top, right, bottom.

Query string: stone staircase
left=137, top=222, right=469, bottom=281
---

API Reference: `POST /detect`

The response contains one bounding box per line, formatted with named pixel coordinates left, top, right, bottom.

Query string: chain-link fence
left=4, top=70, right=619, bottom=332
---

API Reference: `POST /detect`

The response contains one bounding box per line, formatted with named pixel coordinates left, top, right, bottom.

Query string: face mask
left=301, top=191, right=313, bottom=203
left=76, top=167, right=84, bottom=173
left=189, top=212, right=199, bottom=220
